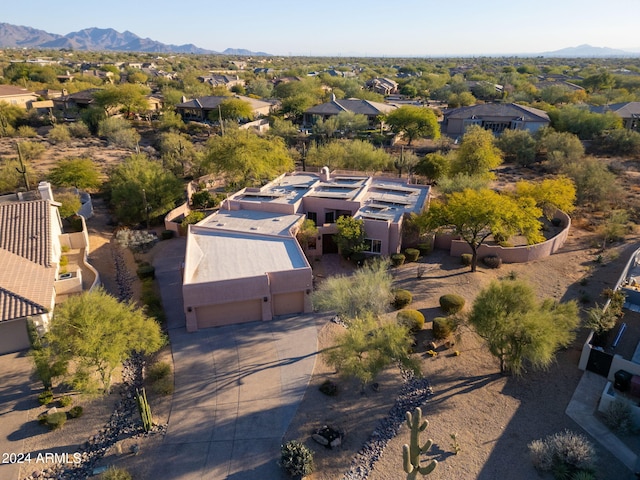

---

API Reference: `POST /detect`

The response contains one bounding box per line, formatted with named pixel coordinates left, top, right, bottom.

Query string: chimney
left=38, top=181, right=54, bottom=202
left=320, top=166, right=330, bottom=182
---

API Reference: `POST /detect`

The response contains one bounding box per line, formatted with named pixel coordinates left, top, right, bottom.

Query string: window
left=325, top=211, right=335, bottom=224
left=364, top=238, right=382, bottom=254
left=307, top=211, right=317, bottom=226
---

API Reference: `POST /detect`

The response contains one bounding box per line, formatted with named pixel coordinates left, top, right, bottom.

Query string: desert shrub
left=602, top=398, right=634, bottom=434
left=136, top=264, right=155, bottom=280
left=48, top=124, right=71, bottom=144
left=98, top=117, right=140, bottom=149
left=404, top=248, right=420, bottom=262
left=483, top=254, right=503, bottom=269
left=439, top=294, right=466, bottom=314
left=161, top=230, right=175, bottom=240
left=37, top=413, right=49, bottom=424
left=191, top=190, right=213, bottom=209
left=59, top=255, right=69, bottom=267
left=59, top=395, right=73, bottom=407
left=416, top=243, right=431, bottom=256
left=280, top=440, right=314, bottom=477
left=147, top=361, right=171, bottom=382
left=319, top=379, right=338, bottom=396
left=397, top=309, right=425, bottom=333
left=391, top=253, right=406, bottom=267
left=45, top=411, right=67, bottom=430
left=17, top=125, right=37, bottom=137
left=115, top=228, right=158, bottom=252
left=433, top=316, right=456, bottom=340
left=38, top=390, right=54, bottom=405
left=350, top=251, right=366, bottom=266
left=392, top=289, right=413, bottom=309
left=460, top=253, right=473, bottom=266
left=181, top=211, right=205, bottom=228
left=68, top=406, right=84, bottom=419
left=152, top=376, right=174, bottom=396
left=67, top=121, right=91, bottom=138
left=101, top=467, right=133, bottom=480
left=529, top=430, right=596, bottom=474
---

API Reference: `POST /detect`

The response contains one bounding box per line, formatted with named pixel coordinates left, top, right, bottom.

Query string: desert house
left=441, top=102, right=550, bottom=136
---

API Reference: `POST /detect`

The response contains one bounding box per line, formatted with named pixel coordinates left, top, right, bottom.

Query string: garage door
left=0, top=318, right=30, bottom=355
left=273, top=292, right=305, bottom=316
left=196, top=300, right=262, bottom=328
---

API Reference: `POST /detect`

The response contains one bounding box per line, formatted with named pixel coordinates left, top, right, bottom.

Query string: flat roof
left=185, top=228, right=309, bottom=285
left=355, top=179, right=430, bottom=222
left=197, top=209, right=303, bottom=236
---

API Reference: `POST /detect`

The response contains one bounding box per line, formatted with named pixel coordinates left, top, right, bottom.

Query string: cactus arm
left=418, top=460, right=437, bottom=475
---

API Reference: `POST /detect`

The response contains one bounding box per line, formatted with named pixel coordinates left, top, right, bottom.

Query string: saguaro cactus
left=136, top=388, right=153, bottom=433
left=402, top=407, right=437, bottom=479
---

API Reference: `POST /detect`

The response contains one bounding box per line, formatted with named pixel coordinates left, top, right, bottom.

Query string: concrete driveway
left=0, top=352, right=40, bottom=480
left=150, top=238, right=318, bottom=479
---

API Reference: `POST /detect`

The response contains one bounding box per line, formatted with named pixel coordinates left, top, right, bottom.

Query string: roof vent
left=250, top=226, right=259, bottom=230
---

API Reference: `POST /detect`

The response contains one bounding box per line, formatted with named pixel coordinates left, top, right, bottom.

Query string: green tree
left=48, top=157, right=101, bottom=189
left=468, top=279, right=579, bottom=374
left=420, top=189, right=544, bottom=272
left=334, top=215, right=366, bottom=257
left=48, top=289, right=164, bottom=393
left=324, top=312, right=420, bottom=389
left=597, top=209, right=630, bottom=250
left=385, top=106, right=440, bottom=146
left=595, top=128, right=640, bottom=156
left=267, top=117, right=300, bottom=146
left=449, top=125, right=503, bottom=179
left=55, top=191, right=81, bottom=218
left=210, top=97, right=254, bottom=123
left=415, top=152, right=449, bottom=182
left=296, top=218, right=319, bottom=251
left=552, top=105, right=622, bottom=140
left=156, top=132, right=197, bottom=176
left=201, top=129, right=293, bottom=187
left=312, top=258, right=393, bottom=320
left=108, top=154, right=183, bottom=225
left=560, top=156, right=620, bottom=209
left=496, top=129, right=537, bottom=166
left=0, top=101, right=25, bottom=136
left=306, top=139, right=391, bottom=172
left=447, top=91, right=476, bottom=108
left=93, top=84, right=150, bottom=118
left=536, top=129, right=585, bottom=170
left=514, top=177, right=576, bottom=219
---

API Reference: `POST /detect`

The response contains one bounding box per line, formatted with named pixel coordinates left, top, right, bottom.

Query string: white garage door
left=196, top=300, right=262, bottom=328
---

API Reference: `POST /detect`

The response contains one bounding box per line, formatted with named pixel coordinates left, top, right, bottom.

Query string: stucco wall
left=164, top=202, right=190, bottom=235
left=437, top=210, right=571, bottom=263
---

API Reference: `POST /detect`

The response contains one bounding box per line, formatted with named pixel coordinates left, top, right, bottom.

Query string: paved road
left=149, top=237, right=318, bottom=479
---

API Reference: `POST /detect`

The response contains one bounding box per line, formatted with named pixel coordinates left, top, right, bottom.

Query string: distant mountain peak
left=541, top=44, right=637, bottom=57
left=0, top=22, right=271, bottom=55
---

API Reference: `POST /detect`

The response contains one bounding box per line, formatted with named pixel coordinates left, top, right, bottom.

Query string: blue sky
left=4, top=0, right=640, bottom=56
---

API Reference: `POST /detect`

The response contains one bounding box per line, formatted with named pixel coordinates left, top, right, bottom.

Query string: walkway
left=150, top=238, right=318, bottom=479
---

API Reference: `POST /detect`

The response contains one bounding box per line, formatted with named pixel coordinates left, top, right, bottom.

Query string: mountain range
left=540, top=44, right=638, bottom=57
left=0, top=23, right=271, bottom=55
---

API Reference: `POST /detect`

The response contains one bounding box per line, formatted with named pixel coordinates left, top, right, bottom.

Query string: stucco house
left=0, top=85, right=38, bottom=109
left=442, top=102, right=550, bottom=136
left=590, top=102, right=640, bottom=131
left=0, top=183, right=96, bottom=354
left=182, top=168, right=429, bottom=331
left=303, top=95, right=397, bottom=128
left=175, top=95, right=276, bottom=123
left=366, top=78, right=399, bottom=96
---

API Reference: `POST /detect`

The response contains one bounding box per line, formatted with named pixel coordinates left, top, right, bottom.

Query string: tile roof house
left=590, top=102, right=640, bottom=131
left=442, top=102, right=550, bottom=136
left=0, top=182, right=96, bottom=354
left=303, top=95, right=397, bottom=128
left=0, top=85, right=39, bottom=109
left=182, top=168, right=429, bottom=331
left=175, top=95, right=276, bottom=123
left=366, top=78, right=399, bottom=96
left=197, top=74, right=245, bottom=90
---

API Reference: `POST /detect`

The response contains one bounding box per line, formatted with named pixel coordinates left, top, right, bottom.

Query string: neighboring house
left=442, top=102, right=550, bottom=136
left=590, top=102, right=640, bottom=131
left=175, top=95, right=276, bottom=122
left=0, top=182, right=97, bottom=355
left=366, top=78, right=399, bottom=96
left=53, top=88, right=101, bottom=112
left=80, top=69, right=114, bottom=82
left=303, top=95, right=397, bottom=128
left=182, top=168, right=429, bottom=331
left=0, top=85, right=38, bottom=109
left=197, top=74, right=245, bottom=90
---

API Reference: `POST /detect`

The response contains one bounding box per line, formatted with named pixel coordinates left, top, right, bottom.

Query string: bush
left=45, top=411, right=67, bottom=430
left=115, top=228, right=158, bottom=253
left=67, top=121, right=91, bottom=138
left=319, top=379, right=338, bottom=396
left=460, top=253, right=473, bottom=266
left=38, top=390, right=54, bottom=405
left=147, top=361, right=171, bottom=382
left=181, top=211, right=205, bottom=228
left=433, top=316, right=456, bottom=340
left=280, top=440, right=314, bottom=477
left=416, top=243, right=431, bottom=256
left=59, top=395, right=73, bottom=407
left=397, top=309, right=425, bottom=333
left=439, top=294, right=466, bottom=314
left=101, top=467, right=133, bottom=480
left=48, top=124, right=71, bottom=144
left=404, top=248, right=420, bottom=262
left=59, top=255, right=69, bottom=267
left=37, top=413, right=49, bottom=424
left=483, top=255, right=502, bottom=269
left=602, top=398, right=634, bottom=434
left=392, top=289, right=413, bottom=309
left=17, top=125, right=37, bottom=138
left=391, top=253, right=406, bottom=267
left=529, top=429, right=596, bottom=474
left=350, top=251, right=366, bottom=266
left=152, top=376, right=174, bottom=396
left=137, top=264, right=156, bottom=280
left=161, top=229, right=175, bottom=240
left=68, top=406, right=84, bottom=419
